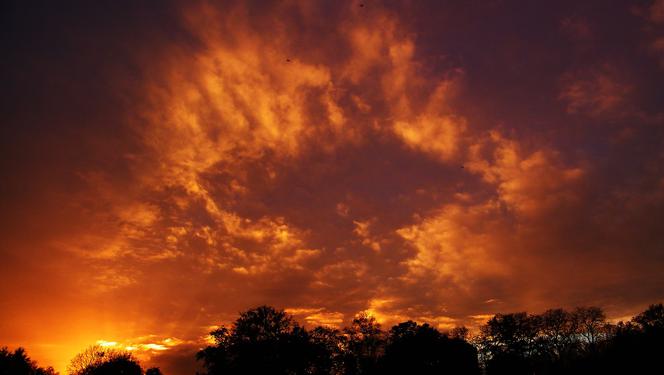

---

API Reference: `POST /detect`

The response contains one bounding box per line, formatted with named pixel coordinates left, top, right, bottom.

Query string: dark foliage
left=79, top=355, right=142, bottom=375
left=197, top=306, right=480, bottom=375
left=0, top=347, right=56, bottom=375
left=341, top=313, right=383, bottom=375
left=307, top=326, right=345, bottom=375
left=477, top=304, right=664, bottom=375
left=197, top=305, right=318, bottom=375
left=380, top=321, right=479, bottom=375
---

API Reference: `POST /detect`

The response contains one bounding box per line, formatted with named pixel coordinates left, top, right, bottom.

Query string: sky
left=2, top=0, right=664, bottom=373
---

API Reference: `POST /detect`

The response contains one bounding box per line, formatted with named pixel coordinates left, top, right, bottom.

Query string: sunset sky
left=2, top=0, right=664, bottom=373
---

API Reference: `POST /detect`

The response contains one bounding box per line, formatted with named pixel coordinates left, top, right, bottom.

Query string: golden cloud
left=396, top=201, right=510, bottom=285
left=466, top=131, right=585, bottom=218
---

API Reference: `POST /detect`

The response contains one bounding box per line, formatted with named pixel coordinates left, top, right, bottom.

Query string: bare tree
left=572, top=307, right=606, bottom=350
left=67, top=345, right=133, bottom=375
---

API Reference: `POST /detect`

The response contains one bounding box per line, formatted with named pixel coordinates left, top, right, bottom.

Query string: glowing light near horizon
left=96, top=340, right=117, bottom=347
left=92, top=337, right=184, bottom=356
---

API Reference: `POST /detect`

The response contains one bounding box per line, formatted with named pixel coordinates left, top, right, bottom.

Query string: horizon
left=2, top=302, right=660, bottom=374
left=2, top=0, right=664, bottom=374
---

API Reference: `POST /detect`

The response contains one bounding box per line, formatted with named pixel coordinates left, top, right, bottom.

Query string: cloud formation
left=2, top=1, right=664, bottom=374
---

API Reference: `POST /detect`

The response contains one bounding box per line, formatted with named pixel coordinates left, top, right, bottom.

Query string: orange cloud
left=396, top=201, right=509, bottom=286
left=285, top=308, right=345, bottom=327
left=466, top=132, right=585, bottom=218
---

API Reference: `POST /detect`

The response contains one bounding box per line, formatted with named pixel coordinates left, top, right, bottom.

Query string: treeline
left=2, top=303, right=663, bottom=375
left=196, top=304, right=664, bottom=375
left=475, top=305, right=664, bottom=374
left=197, top=306, right=478, bottom=375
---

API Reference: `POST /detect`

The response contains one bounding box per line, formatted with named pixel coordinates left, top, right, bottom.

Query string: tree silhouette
left=145, top=368, right=163, bottom=375
left=307, top=326, right=346, bottom=375
left=571, top=306, right=607, bottom=352
left=342, top=313, right=384, bottom=375
left=67, top=345, right=142, bottom=375
left=78, top=356, right=141, bottom=375
left=537, top=308, right=577, bottom=362
left=478, top=312, right=541, bottom=375
left=197, top=308, right=482, bottom=375
left=473, top=305, right=664, bottom=374
left=380, top=321, right=479, bottom=375
left=633, top=303, right=664, bottom=332
left=449, top=326, right=470, bottom=341
left=599, top=303, right=664, bottom=374
left=0, top=347, right=56, bottom=375
left=198, top=305, right=317, bottom=375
